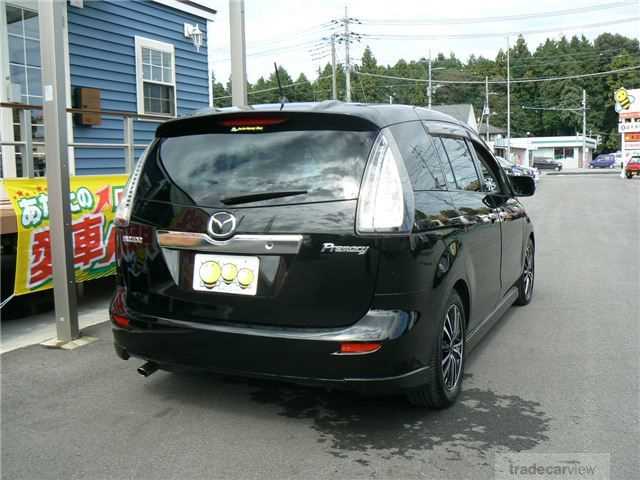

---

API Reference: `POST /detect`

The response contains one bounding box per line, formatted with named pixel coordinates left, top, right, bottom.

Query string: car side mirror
left=509, top=175, right=536, bottom=197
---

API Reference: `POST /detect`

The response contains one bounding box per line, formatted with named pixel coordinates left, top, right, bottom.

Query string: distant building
left=431, top=104, right=478, bottom=132
left=491, top=136, right=597, bottom=168
left=1, top=0, right=216, bottom=177
left=477, top=124, right=506, bottom=142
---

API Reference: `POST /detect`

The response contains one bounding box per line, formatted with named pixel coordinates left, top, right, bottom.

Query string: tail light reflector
left=111, top=314, right=130, bottom=329
left=339, top=342, right=382, bottom=354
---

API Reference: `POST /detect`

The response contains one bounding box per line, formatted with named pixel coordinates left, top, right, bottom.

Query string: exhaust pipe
left=137, top=361, right=158, bottom=377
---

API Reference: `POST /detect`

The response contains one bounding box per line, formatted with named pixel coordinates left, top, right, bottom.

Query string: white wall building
left=490, top=136, right=597, bottom=168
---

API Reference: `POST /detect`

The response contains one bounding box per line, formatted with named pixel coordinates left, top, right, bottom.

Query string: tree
left=237, top=32, right=637, bottom=153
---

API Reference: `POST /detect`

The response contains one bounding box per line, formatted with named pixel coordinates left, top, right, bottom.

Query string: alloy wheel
left=441, top=304, right=464, bottom=390
left=523, top=245, right=534, bottom=298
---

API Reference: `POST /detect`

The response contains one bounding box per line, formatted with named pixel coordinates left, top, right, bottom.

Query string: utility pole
left=582, top=88, right=587, bottom=167
left=484, top=76, right=490, bottom=142
left=39, top=0, right=79, bottom=343
left=343, top=6, right=351, bottom=102
left=506, top=36, right=511, bottom=162
left=229, top=0, right=248, bottom=107
left=428, top=50, right=432, bottom=109
left=330, top=34, right=337, bottom=100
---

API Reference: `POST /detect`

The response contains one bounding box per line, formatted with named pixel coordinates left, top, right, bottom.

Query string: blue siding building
left=1, top=0, right=216, bottom=177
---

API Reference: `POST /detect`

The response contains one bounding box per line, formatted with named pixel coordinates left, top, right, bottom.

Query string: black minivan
left=111, top=102, right=535, bottom=408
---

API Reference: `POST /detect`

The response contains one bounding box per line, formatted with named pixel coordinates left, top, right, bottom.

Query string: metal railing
left=0, top=102, right=171, bottom=175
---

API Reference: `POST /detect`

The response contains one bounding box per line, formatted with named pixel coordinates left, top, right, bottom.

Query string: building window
left=5, top=3, right=46, bottom=176
left=554, top=147, right=573, bottom=161
left=135, top=37, right=176, bottom=116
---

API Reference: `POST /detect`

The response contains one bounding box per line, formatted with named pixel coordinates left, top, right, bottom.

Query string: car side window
left=389, top=122, right=447, bottom=191
left=432, top=136, right=457, bottom=187
left=469, top=140, right=503, bottom=193
left=439, top=136, right=481, bottom=192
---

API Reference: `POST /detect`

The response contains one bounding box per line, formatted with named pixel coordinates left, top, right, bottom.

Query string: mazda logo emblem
left=207, top=212, right=237, bottom=240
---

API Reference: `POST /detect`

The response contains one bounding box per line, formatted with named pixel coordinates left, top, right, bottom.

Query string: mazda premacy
left=111, top=102, right=536, bottom=408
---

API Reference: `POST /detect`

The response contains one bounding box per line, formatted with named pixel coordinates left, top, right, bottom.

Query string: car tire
left=407, top=291, right=465, bottom=409
left=555, top=166, right=561, bottom=171
left=627, top=173, right=633, bottom=179
left=515, top=239, right=535, bottom=306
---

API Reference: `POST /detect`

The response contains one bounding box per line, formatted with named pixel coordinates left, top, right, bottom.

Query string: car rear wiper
left=220, top=190, right=308, bottom=205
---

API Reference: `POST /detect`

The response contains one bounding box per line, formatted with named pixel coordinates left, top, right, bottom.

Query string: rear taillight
left=114, top=143, right=153, bottom=227
left=356, top=132, right=414, bottom=234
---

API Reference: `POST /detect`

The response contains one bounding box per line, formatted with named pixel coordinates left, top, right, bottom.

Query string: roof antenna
left=274, top=62, right=287, bottom=110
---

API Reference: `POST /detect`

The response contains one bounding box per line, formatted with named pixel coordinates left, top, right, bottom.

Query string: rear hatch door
left=124, top=112, right=381, bottom=328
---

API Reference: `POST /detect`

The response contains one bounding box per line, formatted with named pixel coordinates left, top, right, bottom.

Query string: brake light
left=356, top=132, right=414, bottom=234
left=339, top=342, right=382, bottom=354
left=114, top=143, right=153, bottom=227
left=219, top=116, right=287, bottom=127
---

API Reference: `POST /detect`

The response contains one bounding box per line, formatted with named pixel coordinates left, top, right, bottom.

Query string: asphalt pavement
left=2, top=175, right=639, bottom=480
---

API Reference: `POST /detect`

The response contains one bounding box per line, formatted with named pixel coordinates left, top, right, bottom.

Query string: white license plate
left=192, top=253, right=259, bottom=296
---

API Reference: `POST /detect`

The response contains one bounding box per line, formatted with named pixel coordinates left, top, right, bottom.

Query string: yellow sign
left=1, top=175, right=128, bottom=296
left=615, top=87, right=640, bottom=118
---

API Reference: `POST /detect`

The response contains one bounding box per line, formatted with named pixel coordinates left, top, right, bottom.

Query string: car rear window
left=138, top=129, right=377, bottom=207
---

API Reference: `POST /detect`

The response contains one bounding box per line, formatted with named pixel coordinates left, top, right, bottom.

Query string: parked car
left=625, top=156, right=640, bottom=178
left=497, top=156, right=540, bottom=182
left=590, top=154, right=616, bottom=169
left=533, top=158, right=563, bottom=171
left=111, top=103, right=536, bottom=409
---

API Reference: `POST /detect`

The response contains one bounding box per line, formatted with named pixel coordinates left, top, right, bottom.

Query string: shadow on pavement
left=145, top=367, right=551, bottom=463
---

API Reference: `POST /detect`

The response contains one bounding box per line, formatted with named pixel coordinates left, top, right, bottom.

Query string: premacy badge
left=320, top=242, right=369, bottom=255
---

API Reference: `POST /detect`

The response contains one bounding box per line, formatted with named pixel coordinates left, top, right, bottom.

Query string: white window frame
left=134, top=36, right=176, bottom=117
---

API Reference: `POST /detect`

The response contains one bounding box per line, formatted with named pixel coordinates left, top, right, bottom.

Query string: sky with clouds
left=205, top=0, right=640, bottom=84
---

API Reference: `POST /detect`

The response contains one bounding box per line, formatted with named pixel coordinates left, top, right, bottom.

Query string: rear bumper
left=112, top=309, right=431, bottom=394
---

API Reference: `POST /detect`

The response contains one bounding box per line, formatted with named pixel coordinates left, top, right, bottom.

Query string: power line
left=211, top=38, right=323, bottom=63
left=358, top=1, right=635, bottom=25
left=209, top=22, right=337, bottom=53
left=360, top=16, right=640, bottom=41
left=355, top=64, right=640, bottom=85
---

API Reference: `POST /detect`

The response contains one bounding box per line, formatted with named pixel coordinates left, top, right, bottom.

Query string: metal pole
left=123, top=116, right=134, bottom=173
left=19, top=109, right=34, bottom=177
left=389, top=95, right=393, bottom=104
left=506, top=36, right=511, bottom=162
left=428, top=50, right=432, bottom=109
left=582, top=89, right=587, bottom=167
left=344, top=6, right=351, bottom=102
left=330, top=34, right=337, bottom=100
left=485, top=75, right=490, bottom=142
left=229, top=0, right=248, bottom=107
left=620, top=122, right=626, bottom=177
left=39, top=0, right=78, bottom=342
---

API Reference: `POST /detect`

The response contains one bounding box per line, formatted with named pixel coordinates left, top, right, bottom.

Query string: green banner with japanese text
left=2, top=175, right=128, bottom=296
